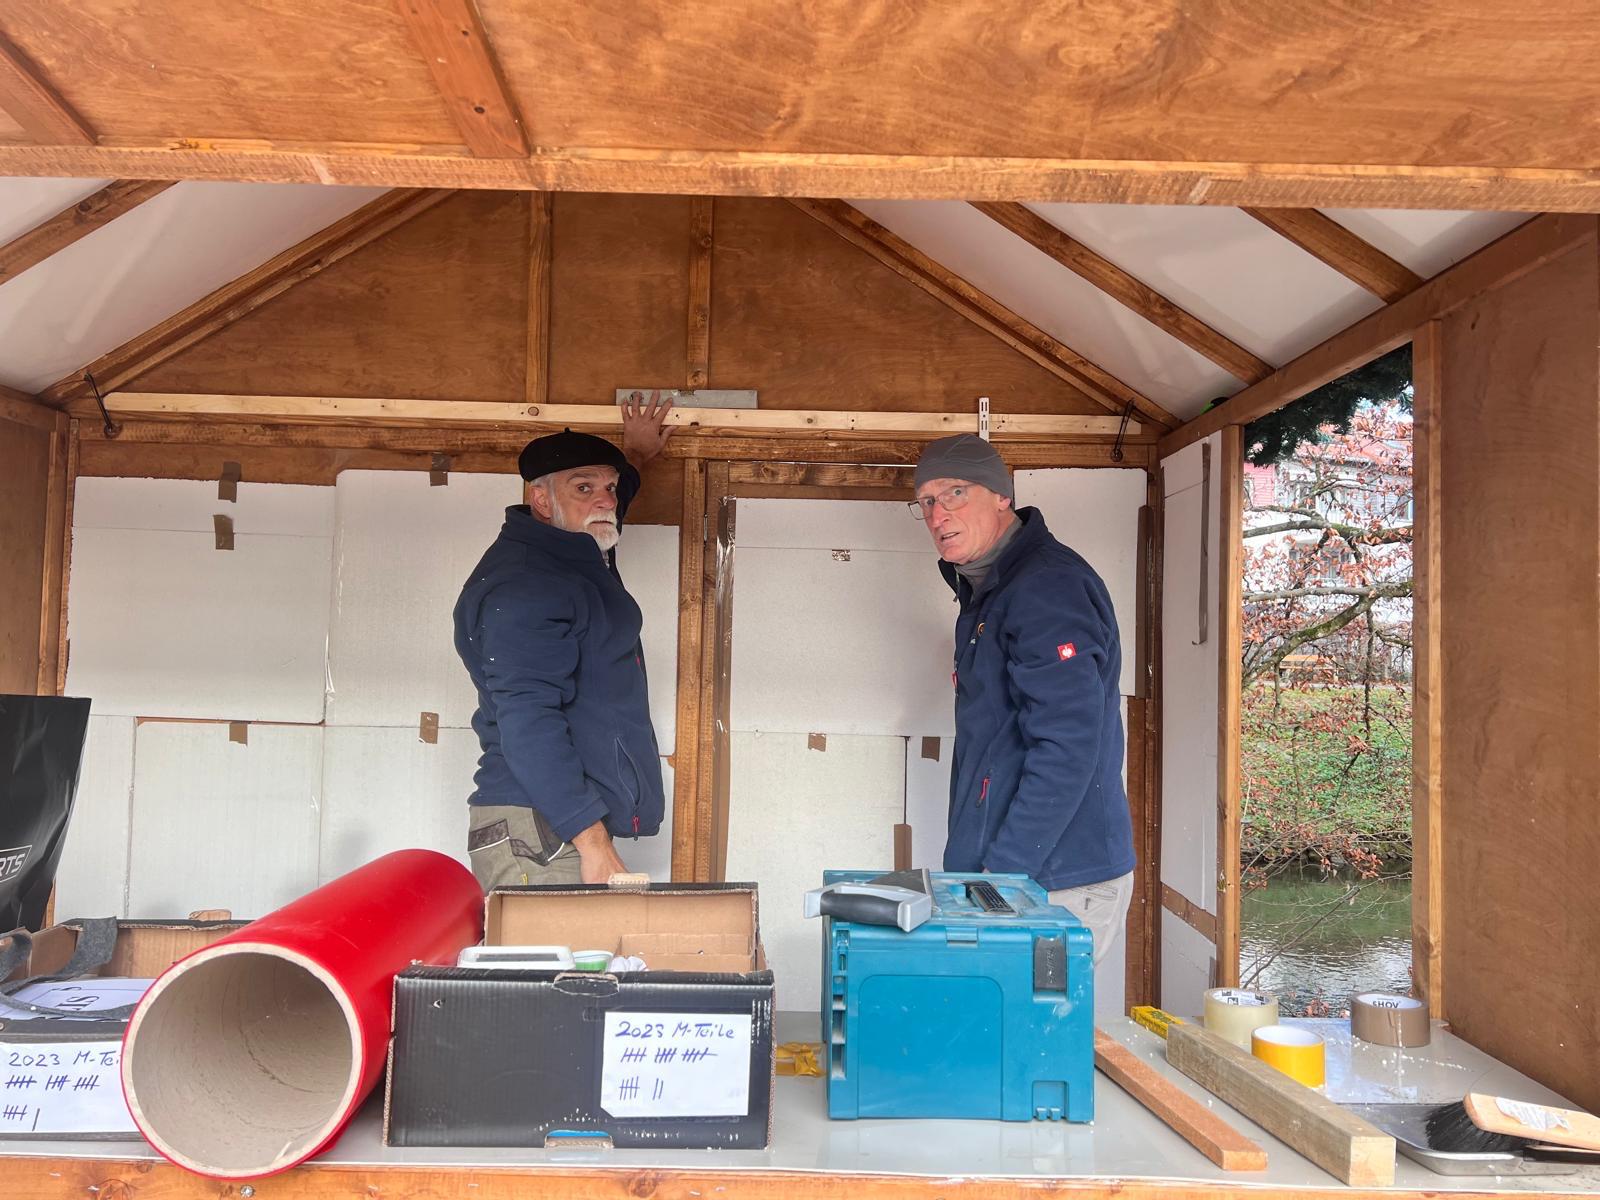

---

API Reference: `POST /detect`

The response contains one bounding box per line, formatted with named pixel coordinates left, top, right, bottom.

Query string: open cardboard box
left=387, top=883, right=776, bottom=1150
left=0, top=914, right=245, bottom=1139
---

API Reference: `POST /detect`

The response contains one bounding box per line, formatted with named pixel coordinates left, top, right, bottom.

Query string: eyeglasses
left=908, top=485, right=971, bottom=521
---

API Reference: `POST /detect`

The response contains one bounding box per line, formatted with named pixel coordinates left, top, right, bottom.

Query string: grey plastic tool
left=802, top=868, right=933, bottom=932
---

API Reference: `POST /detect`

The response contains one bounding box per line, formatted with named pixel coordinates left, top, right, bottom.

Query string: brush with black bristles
left=1426, top=1092, right=1600, bottom=1155
left=1423, top=1101, right=1531, bottom=1154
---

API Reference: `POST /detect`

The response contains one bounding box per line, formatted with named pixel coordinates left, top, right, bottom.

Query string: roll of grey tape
left=1350, top=992, right=1431, bottom=1047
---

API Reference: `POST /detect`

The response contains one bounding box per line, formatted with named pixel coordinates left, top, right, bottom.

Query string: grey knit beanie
left=913, top=434, right=1013, bottom=500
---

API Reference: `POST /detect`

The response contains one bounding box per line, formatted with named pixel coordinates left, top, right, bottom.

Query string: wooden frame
left=0, top=30, right=94, bottom=145
left=0, top=179, right=173, bottom=284
left=524, top=192, right=553, bottom=405
left=35, top=410, right=72, bottom=696
left=395, top=0, right=528, bottom=158
left=1214, top=425, right=1244, bottom=987
left=1409, top=319, right=1444, bottom=1016
left=1242, top=208, right=1423, bottom=302
left=687, top=197, right=714, bottom=389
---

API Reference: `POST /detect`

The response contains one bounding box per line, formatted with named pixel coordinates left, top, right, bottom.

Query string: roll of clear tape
left=1203, top=987, right=1280, bottom=1049
left=1350, top=992, right=1432, bottom=1047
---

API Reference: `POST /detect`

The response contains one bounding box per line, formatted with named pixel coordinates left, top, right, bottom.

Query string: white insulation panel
left=613, top=525, right=681, bottom=750
left=731, top=547, right=956, bottom=736
left=326, top=471, right=520, bottom=728
left=1158, top=436, right=1222, bottom=1015
left=52, top=716, right=135, bottom=920
left=903, top=735, right=953, bottom=873
left=65, top=522, right=333, bottom=722
left=736, top=498, right=932, bottom=553
left=126, top=722, right=323, bottom=920
left=1015, top=468, right=1145, bottom=698
left=73, top=476, right=334, bottom=536
left=318, top=726, right=476, bottom=883
left=725, top=732, right=903, bottom=1011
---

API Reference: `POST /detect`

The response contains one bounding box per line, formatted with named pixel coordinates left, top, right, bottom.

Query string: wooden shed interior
left=0, top=3, right=1596, bottom=1195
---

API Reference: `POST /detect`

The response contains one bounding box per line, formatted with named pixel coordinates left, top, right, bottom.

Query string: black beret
left=517, top=429, right=630, bottom=482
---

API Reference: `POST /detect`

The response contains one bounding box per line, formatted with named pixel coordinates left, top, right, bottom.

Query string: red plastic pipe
left=121, top=849, right=482, bottom=1179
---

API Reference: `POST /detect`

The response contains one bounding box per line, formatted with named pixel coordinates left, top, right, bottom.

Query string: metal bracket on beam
left=616, top=388, right=757, bottom=410
left=978, top=396, right=991, bottom=442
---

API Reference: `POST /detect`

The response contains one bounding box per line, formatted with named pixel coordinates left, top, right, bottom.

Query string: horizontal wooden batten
left=0, top=143, right=1597, bottom=212
left=102, top=392, right=1137, bottom=439
left=1156, top=212, right=1599, bottom=458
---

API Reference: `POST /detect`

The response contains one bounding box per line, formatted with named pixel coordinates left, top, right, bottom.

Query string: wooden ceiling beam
left=0, top=180, right=175, bottom=285
left=395, top=0, right=528, bottom=158
left=0, top=385, right=61, bottom=432
left=1156, top=213, right=1595, bottom=458
left=524, top=191, right=553, bottom=405
left=0, top=31, right=94, bottom=145
left=44, top=189, right=456, bottom=410
left=790, top=198, right=1177, bottom=430
left=972, top=201, right=1273, bottom=384
left=1242, top=208, right=1424, bottom=302
left=0, top=145, right=1593, bottom=212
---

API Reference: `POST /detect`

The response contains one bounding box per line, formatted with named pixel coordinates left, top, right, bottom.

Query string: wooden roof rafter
left=395, top=0, right=528, bottom=158
left=0, top=29, right=94, bottom=146
left=42, top=188, right=457, bottom=412
left=970, top=201, right=1275, bottom=385
left=0, top=179, right=175, bottom=284
left=1242, top=208, right=1425, bottom=303
left=790, top=198, right=1178, bottom=430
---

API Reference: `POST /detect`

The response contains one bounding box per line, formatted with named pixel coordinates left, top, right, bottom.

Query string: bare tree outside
left=1238, top=400, right=1414, bottom=1014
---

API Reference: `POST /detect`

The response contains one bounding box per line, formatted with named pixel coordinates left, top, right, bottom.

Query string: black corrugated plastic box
left=384, top=882, right=775, bottom=1149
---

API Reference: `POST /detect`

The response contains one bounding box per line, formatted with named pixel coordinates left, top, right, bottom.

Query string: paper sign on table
left=8, top=979, right=153, bottom=1019
left=599, top=1012, right=752, bottom=1118
left=0, top=1041, right=135, bottom=1135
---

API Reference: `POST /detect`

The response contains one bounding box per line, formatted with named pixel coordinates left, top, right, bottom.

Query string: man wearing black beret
left=454, top=394, right=675, bottom=888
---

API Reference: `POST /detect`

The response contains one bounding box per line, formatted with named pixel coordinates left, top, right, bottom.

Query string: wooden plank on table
left=1409, top=318, right=1444, bottom=1019
left=1155, top=213, right=1597, bottom=458
left=789, top=198, right=1177, bottom=429
left=0, top=31, right=94, bottom=145
left=1166, top=1023, right=1395, bottom=1187
left=670, top=459, right=707, bottom=882
left=1215, top=425, right=1243, bottom=987
left=102, top=391, right=1133, bottom=437
left=1094, top=1030, right=1266, bottom=1171
left=687, top=196, right=713, bottom=390
left=0, top=180, right=173, bottom=283
left=525, top=191, right=553, bottom=405
left=1242, top=208, right=1423, bottom=303
left=42, top=190, right=456, bottom=407
left=395, top=0, right=528, bottom=157
left=972, top=202, right=1273, bottom=384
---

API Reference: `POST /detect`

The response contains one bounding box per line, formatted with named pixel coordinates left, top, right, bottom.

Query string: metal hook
left=84, top=371, right=119, bottom=438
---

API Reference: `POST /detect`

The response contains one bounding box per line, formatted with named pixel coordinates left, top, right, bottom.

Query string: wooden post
left=687, top=197, right=713, bottom=390
left=693, top=462, right=731, bottom=881
left=36, top=412, right=71, bottom=696
left=1215, top=425, right=1244, bottom=988
left=1410, top=319, right=1444, bottom=1017
left=669, top=459, right=707, bottom=882
left=525, top=192, right=553, bottom=407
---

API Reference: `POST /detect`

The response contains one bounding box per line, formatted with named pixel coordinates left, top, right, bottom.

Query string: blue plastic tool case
left=821, top=870, right=1094, bottom=1122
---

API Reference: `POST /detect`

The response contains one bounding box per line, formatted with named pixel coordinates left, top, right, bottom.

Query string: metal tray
left=1345, top=1104, right=1579, bottom=1176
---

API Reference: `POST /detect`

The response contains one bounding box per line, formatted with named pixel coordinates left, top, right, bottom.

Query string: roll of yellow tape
left=1203, top=988, right=1279, bottom=1050
left=1251, top=1024, right=1326, bottom=1088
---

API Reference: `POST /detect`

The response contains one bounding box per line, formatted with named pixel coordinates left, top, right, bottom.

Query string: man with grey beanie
left=913, top=434, right=1135, bottom=974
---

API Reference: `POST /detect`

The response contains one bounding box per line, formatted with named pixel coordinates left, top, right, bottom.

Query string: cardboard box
left=385, top=883, right=775, bottom=1149
left=0, top=917, right=243, bottom=1139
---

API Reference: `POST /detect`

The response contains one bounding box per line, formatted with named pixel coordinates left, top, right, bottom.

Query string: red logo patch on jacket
left=1057, top=643, right=1077, bottom=661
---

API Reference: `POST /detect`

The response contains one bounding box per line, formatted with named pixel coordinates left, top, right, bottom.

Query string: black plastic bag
left=0, top=695, right=91, bottom=932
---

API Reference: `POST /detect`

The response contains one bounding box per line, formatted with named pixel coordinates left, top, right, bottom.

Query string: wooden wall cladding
left=709, top=198, right=1101, bottom=414
left=0, top=416, right=52, bottom=692
left=1438, top=235, right=1600, bottom=1113
left=549, top=192, right=690, bottom=400
left=133, top=190, right=530, bottom=402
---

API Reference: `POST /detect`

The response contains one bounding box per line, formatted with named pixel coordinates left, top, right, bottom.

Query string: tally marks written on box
left=598, top=1012, right=752, bottom=1118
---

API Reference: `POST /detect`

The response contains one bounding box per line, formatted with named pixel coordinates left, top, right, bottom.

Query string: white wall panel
left=725, top=732, right=903, bottom=1011
left=318, top=726, right=476, bottom=883
left=51, top=716, right=134, bottom=919
left=731, top=547, right=955, bottom=736
left=904, top=735, right=953, bottom=872
left=1158, top=435, right=1222, bottom=1019
left=73, top=477, right=333, bottom=537
left=127, top=723, right=322, bottom=920
left=736, top=498, right=932, bottom=553
left=613, top=525, right=680, bottom=750
left=1015, top=468, right=1145, bottom=697
left=65, top=526, right=332, bottom=722
left=326, top=471, right=519, bottom=728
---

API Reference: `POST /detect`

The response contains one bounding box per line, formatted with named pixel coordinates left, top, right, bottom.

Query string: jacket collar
left=939, top=506, right=1050, bottom=601
left=499, top=504, right=609, bottom=566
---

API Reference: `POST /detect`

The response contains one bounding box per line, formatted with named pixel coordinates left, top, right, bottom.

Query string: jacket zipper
left=978, top=776, right=990, bottom=806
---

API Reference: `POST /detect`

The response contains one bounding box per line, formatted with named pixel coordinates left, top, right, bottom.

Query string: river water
left=1239, top=866, right=1413, bottom=1016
